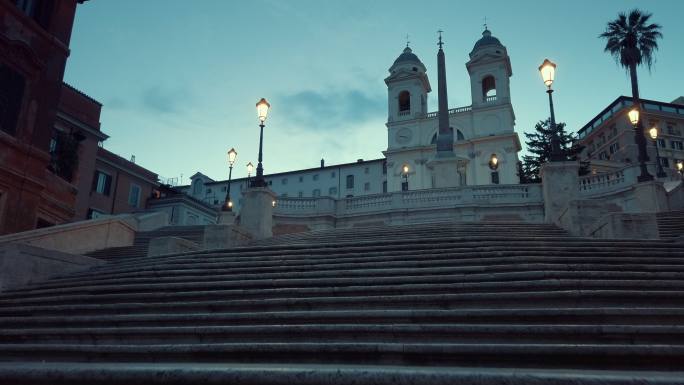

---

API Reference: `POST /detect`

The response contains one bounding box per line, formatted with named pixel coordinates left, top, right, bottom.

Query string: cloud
left=278, top=89, right=385, bottom=131
left=141, top=85, right=190, bottom=114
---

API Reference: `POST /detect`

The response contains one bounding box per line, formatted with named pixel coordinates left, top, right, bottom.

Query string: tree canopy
left=518, top=120, right=588, bottom=184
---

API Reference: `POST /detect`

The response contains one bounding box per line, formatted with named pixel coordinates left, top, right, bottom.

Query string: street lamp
left=539, top=59, right=563, bottom=161
left=222, top=147, right=237, bottom=211
left=677, top=160, right=684, bottom=180
left=488, top=153, right=499, bottom=170
left=627, top=106, right=654, bottom=182
left=401, top=164, right=410, bottom=191
left=649, top=127, right=667, bottom=178
left=252, top=98, right=270, bottom=188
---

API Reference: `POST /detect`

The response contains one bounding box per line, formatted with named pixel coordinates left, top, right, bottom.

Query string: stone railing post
left=541, top=161, right=579, bottom=224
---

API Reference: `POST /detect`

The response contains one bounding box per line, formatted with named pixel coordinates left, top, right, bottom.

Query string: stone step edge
left=0, top=362, right=681, bottom=385
left=1, top=307, right=681, bottom=325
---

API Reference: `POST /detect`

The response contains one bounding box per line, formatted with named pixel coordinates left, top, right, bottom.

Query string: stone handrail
left=578, top=166, right=637, bottom=196
left=274, top=184, right=542, bottom=217
left=425, top=105, right=473, bottom=119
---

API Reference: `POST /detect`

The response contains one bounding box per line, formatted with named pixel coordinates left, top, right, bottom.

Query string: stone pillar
left=540, top=161, right=579, bottom=224
left=239, top=187, right=277, bottom=239
left=632, top=180, right=668, bottom=213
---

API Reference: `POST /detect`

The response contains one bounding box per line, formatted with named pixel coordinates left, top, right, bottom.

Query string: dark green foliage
left=518, top=120, right=589, bottom=184
left=600, top=9, right=662, bottom=72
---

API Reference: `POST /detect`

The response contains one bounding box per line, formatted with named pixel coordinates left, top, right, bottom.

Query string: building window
left=491, top=171, right=500, bottom=185
left=364, top=167, right=369, bottom=174
left=299, top=176, right=303, bottom=182
left=93, top=171, right=112, bottom=196
left=382, top=181, right=387, bottom=193
left=329, top=187, right=337, bottom=195
left=0, top=63, right=26, bottom=136
left=382, top=162, right=387, bottom=175
left=658, top=139, right=666, bottom=148
left=672, top=141, right=683, bottom=150
left=364, top=182, right=370, bottom=191
left=312, top=189, right=321, bottom=197
left=661, top=158, right=670, bottom=167
left=298, top=191, right=303, bottom=197
left=87, top=208, right=105, bottom=220
left=192, top=179, right=202, bottom=195
left=213, top=200, right=218, bottom=205
left=206, top=188, right=212, bottom=194
left=609, top=142, right=619, bottom=154
left=268, top=180, right=272, bottom=186
left=128, top=184, right=141, bottom=207
left=282, top=178, right=288, bottom=185
left=346, top=175, right=354, bottom=189
left=313, top=174, right=319, bottom=181
left=398, top=91, right=410, bottom=112
left=331, top=172, right=336, bottom=178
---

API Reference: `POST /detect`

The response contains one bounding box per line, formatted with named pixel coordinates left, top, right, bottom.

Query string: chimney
left=320, top=158, right=325, bottom=168
left=130, top=155, right=136, bottom=163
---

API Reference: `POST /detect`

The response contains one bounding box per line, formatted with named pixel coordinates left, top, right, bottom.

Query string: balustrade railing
left=274, top=184, right=542, bottom=217
left=485, top=95, right=497, bottom=103
left=423, top=105, right=472, bottom=120
left=578, top=166, right=636, bottom=196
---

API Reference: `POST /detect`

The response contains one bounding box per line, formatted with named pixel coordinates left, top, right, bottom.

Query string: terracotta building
left=0, top=0, right=89, bottom=235
left=86, top=147, right=159, bottom=219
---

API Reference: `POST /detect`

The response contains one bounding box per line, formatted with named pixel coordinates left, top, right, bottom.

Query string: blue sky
left=64, top=0, right=684, bottom=184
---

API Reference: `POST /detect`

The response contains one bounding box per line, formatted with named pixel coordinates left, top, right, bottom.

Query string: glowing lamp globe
left=538, top=59, right=556, bottom=88
left=256, top=98, right=270, bottom=123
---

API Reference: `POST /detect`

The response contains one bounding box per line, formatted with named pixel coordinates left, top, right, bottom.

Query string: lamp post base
left=240, top=186, right=276, bottom=240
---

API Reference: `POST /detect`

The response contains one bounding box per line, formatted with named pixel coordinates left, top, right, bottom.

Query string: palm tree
left=600, top=9, right=662, bottom=181
left=599, top=9, right=663, bottom=182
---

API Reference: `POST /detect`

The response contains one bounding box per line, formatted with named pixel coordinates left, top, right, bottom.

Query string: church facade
left=183, top=29, right=521, bottom=212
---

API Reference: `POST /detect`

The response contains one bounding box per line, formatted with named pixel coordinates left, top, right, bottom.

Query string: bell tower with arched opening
left=466, top=28, right=512, bottom=108
left=385, top=46, right=431, bottom=125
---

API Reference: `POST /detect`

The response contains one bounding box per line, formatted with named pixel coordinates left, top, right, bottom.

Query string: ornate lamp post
left=401, top=164, right=410, bottom=191
left=252, top=98, right=270, bottom=188
left=649, top=127, right=667, bottom=178
left=222, top=148, right=237, bottom=211
left=539, top=59, right=563, bottom=162
left=628, top=107, right=654, bottom=182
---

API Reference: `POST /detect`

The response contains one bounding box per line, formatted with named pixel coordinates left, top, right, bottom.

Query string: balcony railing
left=486, top=95, right=497, bottom=103
left=274, top=184, right=543, bottom=217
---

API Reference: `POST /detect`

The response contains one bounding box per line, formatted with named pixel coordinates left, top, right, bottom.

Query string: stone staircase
left=0, top=221, right=683, bottom=384
left=657, top=210, right=684, bottom=240
left=85, top=225, right=205, bottom=260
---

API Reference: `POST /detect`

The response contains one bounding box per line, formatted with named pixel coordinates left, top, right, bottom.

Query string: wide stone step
left=8, top=270, right=684, bottom=302
left=0, top=362, right=681, bottom=385
left=4, top=277, right=684, bottom=307
left=25, top=263, right=684, bottom=293
left=2, top=323, right=682, bottom=345
left=75, top=243, right=684, bottom=275
left=1, top=307, right=681, bottom=328
left=1, top=290, right=683, bottom=317
left=0, top=342, right=681, bottom=370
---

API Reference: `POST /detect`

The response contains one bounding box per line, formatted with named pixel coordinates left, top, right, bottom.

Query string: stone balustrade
left=274, top=184, right=542, bottom=218
left=578, top=166, right=636, bottom=196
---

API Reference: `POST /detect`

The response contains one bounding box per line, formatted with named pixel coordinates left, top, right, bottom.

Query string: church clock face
left=395, top=128, right=413, bottom=145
